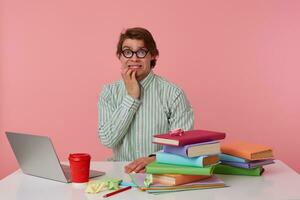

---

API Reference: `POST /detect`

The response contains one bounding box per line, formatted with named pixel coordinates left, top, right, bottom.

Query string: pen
left=103, top=186, right=132, bottom=198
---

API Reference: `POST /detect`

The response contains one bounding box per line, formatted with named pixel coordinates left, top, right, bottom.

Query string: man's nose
left=130, top=53, right=139, bottom=61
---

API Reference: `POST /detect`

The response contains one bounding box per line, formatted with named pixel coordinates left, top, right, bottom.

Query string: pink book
left=153, top=129, right=226, bottom=146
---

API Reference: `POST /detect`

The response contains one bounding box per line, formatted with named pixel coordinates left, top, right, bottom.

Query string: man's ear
left=152, top=55, right=158, bottom=60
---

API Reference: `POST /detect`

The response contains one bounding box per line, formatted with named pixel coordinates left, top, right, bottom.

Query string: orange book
left=221, top=141, right=273, bottom=160
left=152, top=174, right=210, bottom=186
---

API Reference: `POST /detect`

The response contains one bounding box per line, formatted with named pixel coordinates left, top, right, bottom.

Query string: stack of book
left=143, top=129, right=226, bottom=193
left=214, top=141, right=274, bottom=176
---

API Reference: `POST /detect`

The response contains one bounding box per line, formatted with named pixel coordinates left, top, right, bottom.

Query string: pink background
left=1, top=0, right=300, bottom=179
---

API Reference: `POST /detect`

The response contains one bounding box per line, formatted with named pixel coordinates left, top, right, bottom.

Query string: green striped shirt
left=98, top=71, right=194, bottom=161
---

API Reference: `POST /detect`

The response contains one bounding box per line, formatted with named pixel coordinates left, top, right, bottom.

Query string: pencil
left=103, top=186, right=132, bottom=198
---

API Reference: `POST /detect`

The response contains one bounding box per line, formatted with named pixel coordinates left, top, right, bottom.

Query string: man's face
left=119, top=39, right=153, bottom=81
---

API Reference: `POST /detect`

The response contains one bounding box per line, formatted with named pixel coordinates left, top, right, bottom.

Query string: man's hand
left=124, top=156, right=156, bottom=173
left=121, top=68, right=140, bottom=100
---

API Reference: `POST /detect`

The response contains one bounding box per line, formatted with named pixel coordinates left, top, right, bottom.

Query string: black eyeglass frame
left=121, top=49, right=149, bottom=58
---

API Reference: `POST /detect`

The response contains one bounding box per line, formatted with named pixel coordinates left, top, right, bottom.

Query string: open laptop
left=5, top=132, right=105, bottom=183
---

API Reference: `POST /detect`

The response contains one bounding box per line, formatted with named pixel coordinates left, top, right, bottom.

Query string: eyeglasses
left=121, top=49, right=149, bottom=58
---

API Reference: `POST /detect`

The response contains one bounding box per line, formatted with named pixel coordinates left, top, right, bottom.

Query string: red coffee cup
left=68, top=153, right=91, bottom=183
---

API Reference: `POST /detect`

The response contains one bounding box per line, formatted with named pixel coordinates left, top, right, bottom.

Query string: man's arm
left=99, top=68, right=141, bottom=148
left=98, top=85, right=141, bottom=148
left=169, top=88, right=194, bottom=131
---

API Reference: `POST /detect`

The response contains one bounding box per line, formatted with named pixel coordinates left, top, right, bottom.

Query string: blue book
left=221, top=159, right=274, bottom=169
left=163, top=141, right=220, bottom=157
left=156, top=151, right=219, bottom=167
left=219, top=153, right=249, bottom=163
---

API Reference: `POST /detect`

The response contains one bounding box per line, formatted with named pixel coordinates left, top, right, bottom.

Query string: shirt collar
left=140, top=70, right=155, bottom=89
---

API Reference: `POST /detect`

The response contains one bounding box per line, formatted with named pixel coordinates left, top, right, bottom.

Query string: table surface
left=1, top=160, right=300, bottom=200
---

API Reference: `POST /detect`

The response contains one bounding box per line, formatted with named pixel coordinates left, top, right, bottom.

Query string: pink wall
left=1, top=0, right=300, bottom=179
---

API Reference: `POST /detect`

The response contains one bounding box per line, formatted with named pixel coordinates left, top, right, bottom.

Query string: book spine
left=248, top=159, right=274, bottom=168
left=213, top=164, right=262, bottom=176
left=163, top=145, right=188, bottom=157
left=220, top=161, right=251, bottom=169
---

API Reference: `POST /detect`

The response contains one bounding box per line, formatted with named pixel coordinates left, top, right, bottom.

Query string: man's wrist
left=123, top=95, right=141, bottom=110
left=129, top=94, right=140, bottom=100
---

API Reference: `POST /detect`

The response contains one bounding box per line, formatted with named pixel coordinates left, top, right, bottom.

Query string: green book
left=146, top=161, right=214, bottom=175
left=213, top=164, right=264, bottom=176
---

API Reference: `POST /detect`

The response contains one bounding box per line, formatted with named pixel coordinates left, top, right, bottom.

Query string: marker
left=103, top=186, right=132, bottom=198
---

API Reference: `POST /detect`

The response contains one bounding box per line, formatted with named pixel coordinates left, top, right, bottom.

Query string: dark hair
left=116, top=27, right=159, bottom=68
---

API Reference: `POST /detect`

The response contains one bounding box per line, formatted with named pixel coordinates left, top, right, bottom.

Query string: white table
left=1, top=160, right=300, bottom=200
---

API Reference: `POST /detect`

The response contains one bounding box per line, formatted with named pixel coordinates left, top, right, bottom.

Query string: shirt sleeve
left=98, top=85, right=141, bottom=148
left=169, top=88, right=194, bottom=131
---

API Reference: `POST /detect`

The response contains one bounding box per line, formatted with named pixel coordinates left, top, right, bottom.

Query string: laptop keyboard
left=60, top=164, right=105, bottom=179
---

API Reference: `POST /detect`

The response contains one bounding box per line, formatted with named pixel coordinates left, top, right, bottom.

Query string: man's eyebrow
left=122, top=46, right=131, bottom=49
left=122, top=46, right=147, bottom=50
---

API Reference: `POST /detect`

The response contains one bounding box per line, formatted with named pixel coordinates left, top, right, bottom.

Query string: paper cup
left=68, top=153, right=91, bottom=184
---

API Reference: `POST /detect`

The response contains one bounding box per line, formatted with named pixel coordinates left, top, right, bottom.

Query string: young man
left=98, top=27, right=194, bottom=173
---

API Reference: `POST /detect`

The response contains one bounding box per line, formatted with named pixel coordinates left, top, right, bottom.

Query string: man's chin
left=136, top=73, right=150, bottom=82
left=132, top=69, right=143, bottom=76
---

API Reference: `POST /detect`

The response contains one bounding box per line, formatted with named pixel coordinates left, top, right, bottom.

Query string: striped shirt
left=98, top=71, right=194, bottom=161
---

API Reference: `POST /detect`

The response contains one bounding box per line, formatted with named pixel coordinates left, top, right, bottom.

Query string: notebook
left=221, top=141, right=273, bottom=160
left=163, top=141, right=221, bottom=157
left=146, top=161, right=214, bottom=175
left=152, top=174, right=211, bottom=186
left=153, top=129, right=226, bottom=146
left=156, top=151, right=219, bottom=167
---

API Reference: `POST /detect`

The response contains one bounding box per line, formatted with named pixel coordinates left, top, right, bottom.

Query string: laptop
left=5, top=131, right=105, bottom=183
